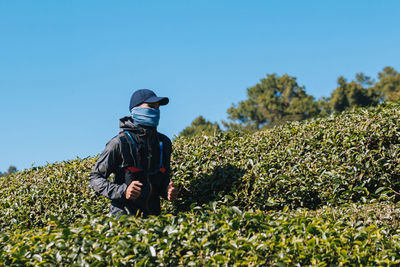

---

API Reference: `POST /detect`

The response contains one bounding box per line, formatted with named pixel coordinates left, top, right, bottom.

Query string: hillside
left=1, top=102, right=400, bottom=265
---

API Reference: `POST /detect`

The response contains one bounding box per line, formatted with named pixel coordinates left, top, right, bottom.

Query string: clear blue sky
left=1, top=0, right=399, bottom=172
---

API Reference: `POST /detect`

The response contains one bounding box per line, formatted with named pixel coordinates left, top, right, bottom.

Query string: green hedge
left=0, top=158, right=108, bottom=232
left=1, top=102, right=400, bottom=231
left=170, top=102, right=400, bottom=212
left=1, top=102, right=400, bottom=265
left=1, top=202, right=400, bottom=266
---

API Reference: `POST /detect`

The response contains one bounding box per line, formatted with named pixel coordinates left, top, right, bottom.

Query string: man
left=89, top=89, right=178, bottom=217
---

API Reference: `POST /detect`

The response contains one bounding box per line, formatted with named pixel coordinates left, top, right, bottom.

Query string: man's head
left=129, top=89, right=169, bottom=127
left=129, top=89, right=169, bottom=111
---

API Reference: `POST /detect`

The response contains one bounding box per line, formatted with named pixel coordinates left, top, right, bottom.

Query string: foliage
left=0, top=158, right=108, bottom=232
left=225, top=73, right=320, bottom=130
left=1, top=102, right=400, bottom=265
left=221, top=67, right=399, bottom=131
left=1, top=202, right=400, bottom=266
left=325, top=67, right=400, bottom=114
left=0, top=165, right=17, bottom=178
left=179, top=116, right=221, bottom=137
left=1, top=102, right=400, bottom=233
left=375, top=66, right=400, bottom=102
left=315, top=96, right=332, bottom=117
left=329, top=75, right=379, bottom=113
left=170, top=101, right=400, bottom=212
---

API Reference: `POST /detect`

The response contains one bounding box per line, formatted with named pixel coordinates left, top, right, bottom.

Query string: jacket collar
left=119, top=116, right=157, bottom=137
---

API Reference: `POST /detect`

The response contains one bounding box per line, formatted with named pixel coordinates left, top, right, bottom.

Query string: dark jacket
left=89, top=116, right=172, bottom=217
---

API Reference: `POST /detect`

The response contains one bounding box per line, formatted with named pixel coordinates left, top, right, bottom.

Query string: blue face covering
left=131, top=107, right=160, bottom=127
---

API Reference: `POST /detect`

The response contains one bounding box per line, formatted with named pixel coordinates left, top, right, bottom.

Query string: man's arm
left=89, top=138, right=127, bottom=200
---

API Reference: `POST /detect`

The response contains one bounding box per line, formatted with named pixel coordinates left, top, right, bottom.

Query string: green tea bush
left=0, top=158, right=108, bottom=232
left=1, top=202, right=400, bottom=266
left=170, top=102, right=400, bottom=211
left=1, top=102, right=399, bottom=231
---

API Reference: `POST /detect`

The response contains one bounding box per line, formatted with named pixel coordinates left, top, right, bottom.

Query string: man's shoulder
left=157, top=132, right=172, bottom=152
left=157, top=132, right=171, bottom=144
left=105, top=132, right=125, bottom=148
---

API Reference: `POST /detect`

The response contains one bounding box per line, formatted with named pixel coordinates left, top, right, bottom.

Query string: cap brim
left=145, top=96, right=169, bottom=105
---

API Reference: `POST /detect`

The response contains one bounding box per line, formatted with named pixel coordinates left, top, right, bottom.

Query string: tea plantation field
left=1, top=102, right=400, bottom=266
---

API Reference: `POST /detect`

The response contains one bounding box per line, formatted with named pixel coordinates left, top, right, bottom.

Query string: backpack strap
left=146, top=141, right=166, bottom=175
left=123, top=130, right=166, bottom=174
left=123, top=130, right=143, bottom=171
left=159, top=141, right=166, bottom=173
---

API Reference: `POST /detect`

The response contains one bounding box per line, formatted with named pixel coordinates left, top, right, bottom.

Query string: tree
left=316, top=96, right=332, bottom=117
left=179, top=116, right=221, bottom=137
left=330, top=74, right=379, bottom=113
left=374, top=66, right=400, bottom=101
left=0, top=165, right=17, bottom=177
left=224, top=73, right=320, bottom=130
left=221, top=120, right=259, bottom=133
left=355, top=72, right=375, bottom=87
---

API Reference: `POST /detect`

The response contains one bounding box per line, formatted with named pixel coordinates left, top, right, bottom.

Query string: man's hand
left=167, top=181, right=178, bottom=201
left=126, top=181, right=143, bottom=200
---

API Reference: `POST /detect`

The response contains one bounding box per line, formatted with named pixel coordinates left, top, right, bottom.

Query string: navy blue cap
left=129, top=89, right=169, bottom=111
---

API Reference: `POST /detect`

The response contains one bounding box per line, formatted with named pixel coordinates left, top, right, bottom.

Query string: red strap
left=159, top=167, right=166, bottom=173
left=125, top=166, right=143, bottom=173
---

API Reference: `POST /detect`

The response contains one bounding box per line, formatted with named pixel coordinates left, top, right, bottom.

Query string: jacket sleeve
left=89, top=137, right=127, bottom=200
left=159, top=134, right=172, bottom=199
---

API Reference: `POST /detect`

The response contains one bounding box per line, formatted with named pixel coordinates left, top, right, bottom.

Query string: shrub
left=1, top=202, right=400, bottom=266
left=170, top=102, right=400, bottom=211
left=0, top=158, right=108, bottom=232
left=1, top=102, right=399, bottom=232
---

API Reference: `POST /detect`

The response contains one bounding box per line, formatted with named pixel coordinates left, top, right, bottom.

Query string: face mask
left=131, top=107, right=160, bottom=127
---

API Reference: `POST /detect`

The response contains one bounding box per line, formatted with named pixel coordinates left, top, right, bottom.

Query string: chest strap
left=123, top=130, right=166, bottom=175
